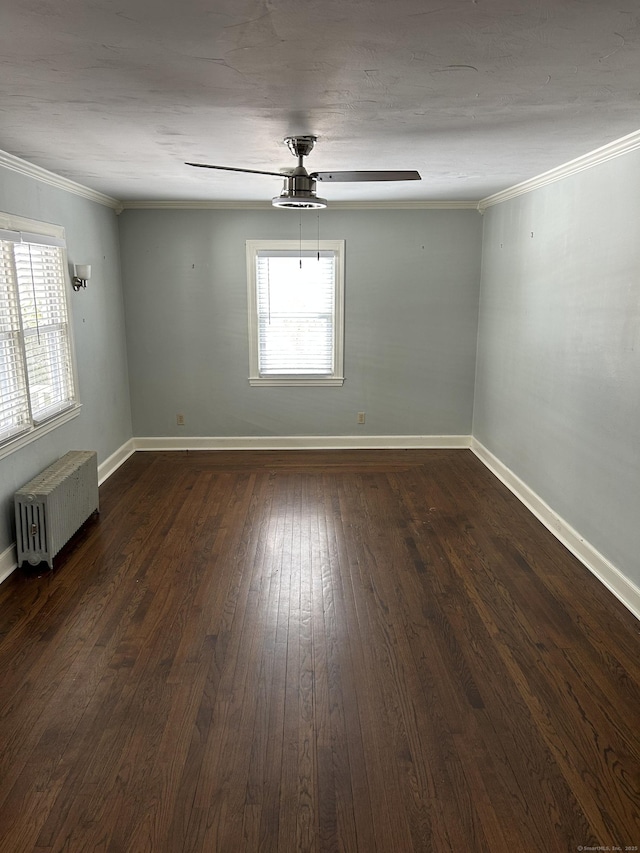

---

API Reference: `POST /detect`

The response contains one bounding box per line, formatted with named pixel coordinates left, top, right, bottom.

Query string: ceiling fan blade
left=311, top=170, right=421, bottom=182
left=186, top=162, right=287, bottom=178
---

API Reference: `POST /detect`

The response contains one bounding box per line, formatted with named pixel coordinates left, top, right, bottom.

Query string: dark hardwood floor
left=0, top=449, right=638, bottom=852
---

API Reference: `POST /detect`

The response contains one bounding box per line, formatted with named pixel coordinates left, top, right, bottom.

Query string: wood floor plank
left=1, top=449, right=638, bottom=852
left=321, top=475, right=378, bottom=853
left=335, top=474, right=415, bottom=852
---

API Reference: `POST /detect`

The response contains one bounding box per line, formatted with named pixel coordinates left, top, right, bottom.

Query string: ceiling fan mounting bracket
left=284, top=135, right=317, bottom=160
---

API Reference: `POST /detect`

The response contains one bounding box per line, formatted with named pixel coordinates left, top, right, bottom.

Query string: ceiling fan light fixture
left=271, top=193, right=328, bottom=210
left=271, top=173, right=327, bottom=209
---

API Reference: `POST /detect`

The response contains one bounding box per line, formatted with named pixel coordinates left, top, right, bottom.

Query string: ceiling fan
left=186, top=135, right=421, bottom=209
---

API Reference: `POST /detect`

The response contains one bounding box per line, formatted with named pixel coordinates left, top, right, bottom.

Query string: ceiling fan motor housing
left=272, top=168, right=327, bottom=209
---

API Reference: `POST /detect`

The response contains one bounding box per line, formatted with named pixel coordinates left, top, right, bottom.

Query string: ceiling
left=1, top=0, right=640, bottom=205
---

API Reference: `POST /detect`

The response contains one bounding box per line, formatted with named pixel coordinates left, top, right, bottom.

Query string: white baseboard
left=133, top=434, right=472, bottom=451
left=98, top=438, right=136, bottom=485
left=471, top=438, right=640, bottom=621
left=0, top=543, right=17, bottom=586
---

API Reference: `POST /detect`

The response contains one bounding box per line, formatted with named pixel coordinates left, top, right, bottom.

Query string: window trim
left=246, top=239, right=345, bottom=387
left=0, top=212, right=81, bottom=461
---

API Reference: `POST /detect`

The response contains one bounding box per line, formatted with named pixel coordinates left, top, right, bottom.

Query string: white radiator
left=15, top=450, right=99, bottom=569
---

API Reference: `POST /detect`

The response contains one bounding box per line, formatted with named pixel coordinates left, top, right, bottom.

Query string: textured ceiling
left=1, top=0, right=640, bottom=204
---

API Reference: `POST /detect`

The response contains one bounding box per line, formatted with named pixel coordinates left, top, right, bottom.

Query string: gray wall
left=474, top=153, right=640, bottom=587
left=0, top=166, right=133, bottom=556
left=119, top=208, right=482, bottom=438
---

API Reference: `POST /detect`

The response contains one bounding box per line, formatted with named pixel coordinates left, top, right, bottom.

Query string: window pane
left=0, top=241, right=30, bottom=441
left=14, top=242, right=76, bottom=422
left=23, top=327, right=75, bottom=420
left=256, top=252, right=335, bottom=375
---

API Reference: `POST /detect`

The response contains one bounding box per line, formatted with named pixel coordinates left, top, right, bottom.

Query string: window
left=246, top=239, right=345, bottom=386
left=0, top=213, right=79, bottom=456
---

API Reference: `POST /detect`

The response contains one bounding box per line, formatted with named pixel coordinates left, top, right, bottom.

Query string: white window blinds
left=256, top=250, right=335, bottom=375
left=0, top=240, right=30, bottom=441
left=0, top=224, right=77, bottom=448
left=247, top=240, right=345, bottom=386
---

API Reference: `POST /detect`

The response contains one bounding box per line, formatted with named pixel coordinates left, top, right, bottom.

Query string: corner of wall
left=471, top=438, right=640, bottom=621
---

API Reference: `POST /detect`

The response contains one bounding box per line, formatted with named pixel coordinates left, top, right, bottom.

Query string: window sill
left=249, top=377, right=345, bottom=387
left=0, top=404, right=82, bottom=462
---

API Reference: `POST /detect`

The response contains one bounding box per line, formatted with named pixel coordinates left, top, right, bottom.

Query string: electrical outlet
left=176, top=413, right=185, bottom=426
left=357, top=412, right=366, bottom=424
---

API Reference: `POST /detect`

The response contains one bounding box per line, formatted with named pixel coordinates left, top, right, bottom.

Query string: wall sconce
left=72, top=264, right=91, bottom=291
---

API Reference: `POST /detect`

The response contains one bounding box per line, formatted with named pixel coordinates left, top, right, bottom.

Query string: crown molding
left=119, top=199, right=479, bottom=211
left=0, top=149, right=121, bottom=209
left=337, top=200, right=478, bottom=210
left=478, top=128, right=640, bottom=212
left=121, top=200, right=272, bottom=210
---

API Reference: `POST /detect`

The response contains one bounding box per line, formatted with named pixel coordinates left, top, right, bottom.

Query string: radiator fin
left=15, top=450, right=99, bottom=569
